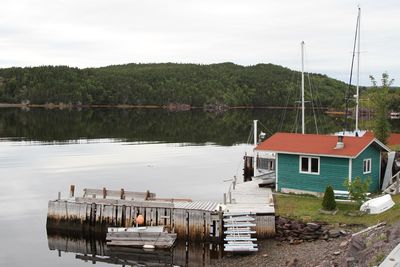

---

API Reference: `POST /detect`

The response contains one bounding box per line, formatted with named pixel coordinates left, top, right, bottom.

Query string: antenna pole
left=355, top=7, right=361, bottom=132
left=301, top=41, right=305, bottom=134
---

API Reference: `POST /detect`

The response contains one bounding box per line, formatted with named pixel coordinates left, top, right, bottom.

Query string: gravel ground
left=212, top=222, right=400, bottom=267
left=212, top=237, right=347, bottom=267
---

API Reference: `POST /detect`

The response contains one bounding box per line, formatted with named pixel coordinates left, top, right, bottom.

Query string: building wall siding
left=352, top=146, right=381, bottom=192
left=277, top=153, right=349, bottom=193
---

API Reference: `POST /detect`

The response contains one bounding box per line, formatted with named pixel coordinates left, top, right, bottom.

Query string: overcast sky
left=1, top=0, right=399, bottom=86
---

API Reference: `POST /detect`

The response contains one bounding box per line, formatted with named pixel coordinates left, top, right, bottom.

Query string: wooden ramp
left=222, top=179, right=275, bottom=251
left=225, top=180, right=275, bottom=214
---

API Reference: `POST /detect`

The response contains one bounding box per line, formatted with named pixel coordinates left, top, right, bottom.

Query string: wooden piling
left=102, top=187, right=107, bottom=199
left=47, top=200, right=221, bottom=242
left=70, top=185, right=75, bottom=198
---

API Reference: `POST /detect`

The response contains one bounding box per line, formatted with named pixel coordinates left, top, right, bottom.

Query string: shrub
left=343, top=176, right=372, bottom=208
left=322, top=185, right=337, bottom=211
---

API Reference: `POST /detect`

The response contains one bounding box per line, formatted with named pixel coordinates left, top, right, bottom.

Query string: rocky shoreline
left=212, top=218, right=400, bottom=267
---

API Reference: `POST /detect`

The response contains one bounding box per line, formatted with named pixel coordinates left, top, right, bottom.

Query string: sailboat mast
left=301, top=41, right=305, bottom=134
left=355, top=7, right=361, bottom=132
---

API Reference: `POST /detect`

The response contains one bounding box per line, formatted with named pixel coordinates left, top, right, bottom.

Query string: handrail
left=384, top=170, right=400, bottom=194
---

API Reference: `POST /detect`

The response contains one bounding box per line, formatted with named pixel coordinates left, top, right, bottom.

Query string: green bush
left=322, top=185, right=337, bottom=211
left=343, top=176, right=372, bottom=208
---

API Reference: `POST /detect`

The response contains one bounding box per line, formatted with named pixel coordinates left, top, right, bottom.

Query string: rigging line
left=344, top=8, right=360, bottom=132
left=258, top=121, right=275, bottom=136
left=307, top=72, right=319, bottom=134
left=294, top=72, right=302, bottom=133
left=234, top=123, right=254, bottom=178
left=278, top=70, right=297, bottom=132
left=292, top=98, right=301, bottom=133
left=246, top=123, right=253, bottom=144
left=311, top=76, right=328, bottom=133
left=303, top=45, right=319, bottom=134
left=291, top=71, right=301, bottom=133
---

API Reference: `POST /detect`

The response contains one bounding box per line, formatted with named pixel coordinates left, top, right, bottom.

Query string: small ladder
left=223, top=212, right=258, bottom=252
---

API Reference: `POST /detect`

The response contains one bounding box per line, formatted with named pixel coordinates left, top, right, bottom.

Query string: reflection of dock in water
left=47, top=232, right=222, bottom=266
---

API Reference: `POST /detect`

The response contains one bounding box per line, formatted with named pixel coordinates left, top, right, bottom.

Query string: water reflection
left=47, top=231, right=222, bottom=267
left=0, top=107, right=344, bottom=145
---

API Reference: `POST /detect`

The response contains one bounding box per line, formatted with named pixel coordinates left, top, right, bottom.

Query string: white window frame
left=299, top=156, right=320, bottom=175
left=363, top=158, right=372, bottom=174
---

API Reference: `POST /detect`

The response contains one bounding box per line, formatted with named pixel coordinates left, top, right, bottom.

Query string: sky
left=0, top=0, right=399, bottom=86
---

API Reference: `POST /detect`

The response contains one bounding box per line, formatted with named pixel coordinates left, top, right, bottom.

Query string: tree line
left=0, top=63, right=351, bottom=108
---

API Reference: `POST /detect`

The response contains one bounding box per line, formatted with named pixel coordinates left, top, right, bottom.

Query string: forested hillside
left=0, top=63, right=349, bottom=107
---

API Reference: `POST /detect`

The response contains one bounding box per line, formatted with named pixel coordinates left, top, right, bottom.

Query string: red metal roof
left=255, top=132, right=381, bottom=158
left=388, top=133, right=400, bottom=146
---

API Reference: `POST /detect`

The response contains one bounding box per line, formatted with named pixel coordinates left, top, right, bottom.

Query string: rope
left=258, top=121, right=274, bottom=136
left=307, top=72, right=319, bottom=134
left=344, top=7, right=361, bottom=132
left=303, top=45, right=319, bottom=134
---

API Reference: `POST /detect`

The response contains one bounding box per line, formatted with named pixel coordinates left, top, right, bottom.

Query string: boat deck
left=224, top=180, right=275, bottom=214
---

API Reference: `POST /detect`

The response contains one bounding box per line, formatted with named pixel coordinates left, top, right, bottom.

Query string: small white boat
left=360, top=194, right=395, bottom=214
left=106, top=226, right=177, bottom=249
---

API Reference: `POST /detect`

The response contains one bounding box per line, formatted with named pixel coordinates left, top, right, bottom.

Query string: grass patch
left=275, top=194, right=400, bottom=226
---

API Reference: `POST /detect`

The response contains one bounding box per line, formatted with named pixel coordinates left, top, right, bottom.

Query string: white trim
left=255, top=149, right=353, bottom=159
left=363, top=158, right=372, bottom=174
left=379, top=152, right=382, bottom=189
left=354, top=139, right=391, bottom=158
left=276, top=154, right=279, bottom=191
left=349, top=158, right=352, bottom=183
left=255, top=138, right=391, bottom=159
left=299, top=156, right=320, bottom=175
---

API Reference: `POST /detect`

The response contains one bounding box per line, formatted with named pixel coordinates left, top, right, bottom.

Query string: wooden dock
left=47, top=183, right=275, bottom=244
left=47, top=186, right=223, bottom=242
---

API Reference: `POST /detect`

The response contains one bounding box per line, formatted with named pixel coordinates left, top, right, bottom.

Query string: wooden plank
left=224, top=230, right=256, bottom=234
left=75, top=197, right=174, bottom=208
left=83, top=188, right=156, bottom=200
left=223, top=216, right=255, bottom=222
left=224, top=223, right=256, bottom=227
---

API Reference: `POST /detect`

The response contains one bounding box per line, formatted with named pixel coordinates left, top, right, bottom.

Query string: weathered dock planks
left=47, top=187, right=222, bottom=241
left=48, top=185, right=276, bottom=242
left=224, top=179, right=276, bottom=237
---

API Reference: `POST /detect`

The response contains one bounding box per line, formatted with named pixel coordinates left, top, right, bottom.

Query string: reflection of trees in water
left=0, top=108, right=351, bottom=145
left=47, top=231, right=222, bottom=267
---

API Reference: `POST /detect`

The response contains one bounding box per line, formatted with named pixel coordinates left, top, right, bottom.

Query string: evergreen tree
left=322, top=185, right=336, bottom=211
left=369, top=73, right=393, bottom=144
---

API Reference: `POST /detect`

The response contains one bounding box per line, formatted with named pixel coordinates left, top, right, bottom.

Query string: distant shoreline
left=0, top=103, right=330, bottom=110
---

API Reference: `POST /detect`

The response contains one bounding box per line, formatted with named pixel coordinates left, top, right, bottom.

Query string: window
left=257, top=157, right=275, bottom=171
left=299, top=156, right=320, bottom=175
left=363, top=158, right=371, bottom=174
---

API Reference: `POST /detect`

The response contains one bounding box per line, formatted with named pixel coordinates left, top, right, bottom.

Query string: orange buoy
left=136, top=214, right=144, bottom=225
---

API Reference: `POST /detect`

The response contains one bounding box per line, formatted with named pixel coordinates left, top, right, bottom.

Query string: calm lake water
left=0, top=108, right=397, bottom=266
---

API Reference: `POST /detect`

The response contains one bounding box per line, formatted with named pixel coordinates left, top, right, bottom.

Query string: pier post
left=70, top=185, right=75, bottom=198
left=102, top=187, right=107, bottom=199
